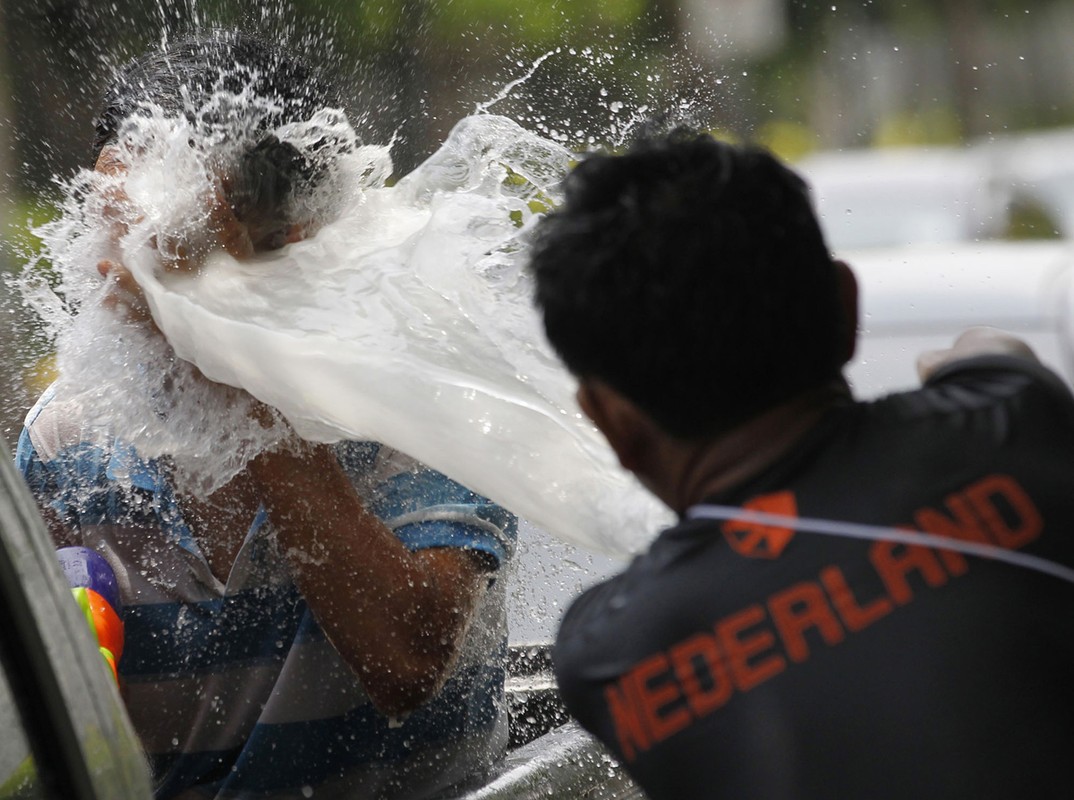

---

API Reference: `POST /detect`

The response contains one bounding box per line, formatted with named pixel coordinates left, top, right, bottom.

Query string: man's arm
left=916, top=326, right=1040, bottom=383
left=245, top=442, right=491, bottom=718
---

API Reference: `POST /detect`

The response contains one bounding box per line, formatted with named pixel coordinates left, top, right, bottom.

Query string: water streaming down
left=25, top=95, right=673, bottom=557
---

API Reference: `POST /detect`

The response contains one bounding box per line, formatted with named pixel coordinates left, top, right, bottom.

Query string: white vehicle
left=990, top=127, right=1074, bottom=238
left=795, top=130, right=1074, bottom=254
left=782, top=140, right=1074, bottom=396
left=796, top=146, right=1009, bottom=252
left=848, top=239, right=1074, bottom=397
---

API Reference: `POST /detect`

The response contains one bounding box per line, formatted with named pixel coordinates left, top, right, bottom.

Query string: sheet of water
left=34, top=109, right=671, bottom=556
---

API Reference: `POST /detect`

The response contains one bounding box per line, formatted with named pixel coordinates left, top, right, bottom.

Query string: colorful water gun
left=56, top=546, right=124, bottom=685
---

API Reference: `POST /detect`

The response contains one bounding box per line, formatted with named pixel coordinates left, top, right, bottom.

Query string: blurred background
left=4, top=0, right=1074, bottom=446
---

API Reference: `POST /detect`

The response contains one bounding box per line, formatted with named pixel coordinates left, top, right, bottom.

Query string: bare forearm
left=247, top=443, right=484, bottom=715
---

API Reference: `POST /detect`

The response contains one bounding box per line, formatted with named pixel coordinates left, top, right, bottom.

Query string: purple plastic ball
left=57, top=547, right=122, bottom=614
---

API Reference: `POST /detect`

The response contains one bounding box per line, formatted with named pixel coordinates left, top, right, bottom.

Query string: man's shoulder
left=552, top=574, right=622, bottom=689
left=20, top=386, right=117, bottom=476
left=19, top=385, right=167, bottom=500
left=551, top=540, right=706, bottom=720
left=553, top=552, right=656, bottom=665
left=21, top=385, right=97, bottom=462
left=558, top=572, right=624, bottom=633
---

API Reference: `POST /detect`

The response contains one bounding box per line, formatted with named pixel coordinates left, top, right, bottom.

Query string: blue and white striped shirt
left=18, top=385, right=517, bottom=799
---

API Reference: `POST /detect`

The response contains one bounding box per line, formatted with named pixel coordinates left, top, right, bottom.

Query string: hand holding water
left=93, top=141, right=272, bottom=336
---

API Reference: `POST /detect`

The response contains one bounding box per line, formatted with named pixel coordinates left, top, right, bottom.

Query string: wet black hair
left=529, top=129, right=847, bottom=439
left=93, top=30, right=342, bottom=247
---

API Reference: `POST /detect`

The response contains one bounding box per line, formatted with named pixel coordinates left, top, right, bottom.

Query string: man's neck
left=666, top=380, right=851, bottom=514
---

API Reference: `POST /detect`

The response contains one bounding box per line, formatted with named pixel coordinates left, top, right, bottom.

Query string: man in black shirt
left=529, top=131, right=1074, bottom=799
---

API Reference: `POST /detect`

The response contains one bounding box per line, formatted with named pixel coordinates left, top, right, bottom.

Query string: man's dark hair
left=530, top=130, right=847, bottom=439
left=94, top=30, right=343, bottom=247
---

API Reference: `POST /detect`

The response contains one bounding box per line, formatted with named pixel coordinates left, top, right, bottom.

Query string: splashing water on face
left=23, top=85, right=672, bottom=555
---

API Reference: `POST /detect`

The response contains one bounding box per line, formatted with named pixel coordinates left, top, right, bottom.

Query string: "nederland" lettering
left=604, top=473, right=1043, bottom=762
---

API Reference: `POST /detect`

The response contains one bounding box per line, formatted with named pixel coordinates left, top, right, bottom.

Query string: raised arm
left=245, top=442, right=493, bottom=717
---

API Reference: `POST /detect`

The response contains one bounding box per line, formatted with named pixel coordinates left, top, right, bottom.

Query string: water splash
left=475, top=50, right=558, bottom=116
left=25, top=93, right=672, bottom=555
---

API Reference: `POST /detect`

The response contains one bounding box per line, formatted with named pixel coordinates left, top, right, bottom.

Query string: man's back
left=554, top=354, right=1074, bottom=799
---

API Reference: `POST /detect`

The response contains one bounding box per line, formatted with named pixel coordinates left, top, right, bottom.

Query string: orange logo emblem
left=722, top=492, right=798, bottom=559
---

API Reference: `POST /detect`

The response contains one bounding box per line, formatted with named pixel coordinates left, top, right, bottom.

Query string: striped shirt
left=17, top=384, right=517, bottom=799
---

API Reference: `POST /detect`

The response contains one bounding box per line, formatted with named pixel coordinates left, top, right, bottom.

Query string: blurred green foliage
left=431, top=0, right=649, bottom=44
left=872, top=108, right=964, bottom=148
left=1005, top=198, right=1063, bottom=241
left=3, top=198, right=60, bottom=278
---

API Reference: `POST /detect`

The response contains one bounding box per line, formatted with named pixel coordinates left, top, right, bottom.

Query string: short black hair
left=530, top=130, right=846, bottom=439
left=94, top=30, right=344, bottom=248
left=94, top=30, right=337, bottom=154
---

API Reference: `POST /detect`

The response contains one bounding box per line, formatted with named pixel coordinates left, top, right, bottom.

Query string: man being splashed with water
left=17, top=31, right=516, bottom=799
left=531, top=131, right=1074, bottom=798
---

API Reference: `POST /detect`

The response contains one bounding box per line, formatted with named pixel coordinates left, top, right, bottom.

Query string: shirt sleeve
left=925, top=353, right=1074, bottom=421
left=926, top=353, right=1074, bottom=398
left=333, top=441, right=517, bottom=569
left=15, top=388, right=168, bottom=537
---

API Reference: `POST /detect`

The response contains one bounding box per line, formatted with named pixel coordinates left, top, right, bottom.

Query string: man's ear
left=576, top=378, right=654, bottom=474
left=834, top=259, right=859, bottom=365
